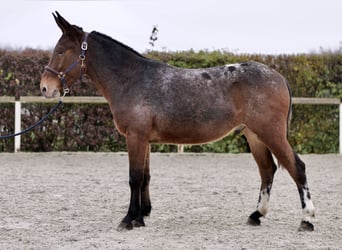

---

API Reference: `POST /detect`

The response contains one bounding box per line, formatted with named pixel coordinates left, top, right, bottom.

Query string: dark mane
left=91, top=31, right=146, bottom=58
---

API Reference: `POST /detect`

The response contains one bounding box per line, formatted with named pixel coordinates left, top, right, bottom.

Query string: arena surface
left=0, top=153, right=341, bottom=249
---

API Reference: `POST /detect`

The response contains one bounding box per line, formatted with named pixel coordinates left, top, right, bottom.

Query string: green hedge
left=0, top=49, right=341, bottom=153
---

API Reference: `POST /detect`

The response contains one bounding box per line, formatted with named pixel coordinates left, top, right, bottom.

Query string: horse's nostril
left=42, top=86, right=47, bottom=93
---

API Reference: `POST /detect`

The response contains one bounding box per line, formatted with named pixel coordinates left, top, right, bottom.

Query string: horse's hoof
left=141, top=205, right=152, bottom=217
left=132, top=219, right=145, bottom=228
left=117, top=221, right=133, bottom=232
left=247, top=217, right=261, bottom=226
left=298, top=221, right=314, bottom=232
left=247, top=211, right=262, bottom=226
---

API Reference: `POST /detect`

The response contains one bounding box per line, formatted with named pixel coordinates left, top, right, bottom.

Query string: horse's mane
left=91, top=31, right=146, bottom=59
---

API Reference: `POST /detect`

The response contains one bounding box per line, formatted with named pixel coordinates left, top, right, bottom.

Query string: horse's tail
left=285, top=79, right=293, bottom=139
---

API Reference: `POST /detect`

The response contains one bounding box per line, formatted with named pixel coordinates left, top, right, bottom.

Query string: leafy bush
left=0, top=48, right=341, bottom=153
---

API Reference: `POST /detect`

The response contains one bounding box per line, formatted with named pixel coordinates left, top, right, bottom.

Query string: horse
left=40, top=12, right=315, bottom=232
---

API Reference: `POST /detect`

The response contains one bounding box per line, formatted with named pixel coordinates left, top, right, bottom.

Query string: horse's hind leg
left=254, top=127, right=315, bottom=231
left=243, top=128, right=277, bottom=226
left=291, top=152, right=315, bottom=231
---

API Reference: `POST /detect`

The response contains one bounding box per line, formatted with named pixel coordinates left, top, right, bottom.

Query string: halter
left=0, top=34, right=89, bottom=140
left=44, top=33, right=89, bottom=97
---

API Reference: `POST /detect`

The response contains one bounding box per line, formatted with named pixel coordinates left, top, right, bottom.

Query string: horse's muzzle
left=40, top=79, right=61, bottom=99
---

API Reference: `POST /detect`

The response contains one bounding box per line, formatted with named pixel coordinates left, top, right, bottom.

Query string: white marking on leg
left=257, top=186, right=270, bottom=216
left=302, top=187, right=315, bottom=222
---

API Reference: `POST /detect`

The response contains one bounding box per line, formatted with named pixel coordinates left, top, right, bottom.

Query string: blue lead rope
left=0, top=33, right=89, bottom=140
left=0, top=100, right=63, bottom=139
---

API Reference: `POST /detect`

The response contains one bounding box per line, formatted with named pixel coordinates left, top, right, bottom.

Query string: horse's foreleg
left=117, top=135, right=149, bottom=231
left=244, top=128, right=277, bottom=226
left=132, top=145, right=152, bottom=227
left=141, top=146, right=152, bottom=217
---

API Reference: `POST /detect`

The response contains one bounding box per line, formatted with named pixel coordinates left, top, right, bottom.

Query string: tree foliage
left=0, top=48, right=340, bottom=153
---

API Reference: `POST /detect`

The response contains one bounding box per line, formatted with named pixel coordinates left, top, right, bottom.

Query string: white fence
left=1, top=96, right=341, bottom=154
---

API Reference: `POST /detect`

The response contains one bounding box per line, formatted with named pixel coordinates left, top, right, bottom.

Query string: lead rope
left=0, top=92, right=67, bottom=140
left=0, top=33, right=89, bottom=140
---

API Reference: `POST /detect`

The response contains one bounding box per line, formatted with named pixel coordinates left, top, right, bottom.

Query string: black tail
left=285, top=79, right=293, bottom=139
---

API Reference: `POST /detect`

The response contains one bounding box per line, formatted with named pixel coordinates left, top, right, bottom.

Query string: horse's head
left=40, top=12, right=87, bottom=98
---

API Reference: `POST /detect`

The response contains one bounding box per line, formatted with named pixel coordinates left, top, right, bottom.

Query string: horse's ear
left=53, top=11, right=84, bottom=37
left=52, top=11, right=72, bottom=34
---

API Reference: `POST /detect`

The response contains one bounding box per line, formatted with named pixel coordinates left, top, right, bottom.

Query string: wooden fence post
left=340, top=103, right=342, bottom=155
left=14, top=101, right=21, bottom=152
left=0, top=96, right=340, bottom=154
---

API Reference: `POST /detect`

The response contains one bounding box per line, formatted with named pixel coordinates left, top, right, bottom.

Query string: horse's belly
left=151, top=121, right=236, bottom=145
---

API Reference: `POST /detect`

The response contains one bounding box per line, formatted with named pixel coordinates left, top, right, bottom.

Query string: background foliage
left=0, top=48, right=341, bottom=153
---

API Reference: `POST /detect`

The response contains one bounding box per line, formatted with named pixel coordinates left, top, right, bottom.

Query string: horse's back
left=140, top=61, right=291, bottom=144
left=150, top=60, right=290, bottom=117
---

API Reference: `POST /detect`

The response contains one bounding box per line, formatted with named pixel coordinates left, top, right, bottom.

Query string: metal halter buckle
left=61, top=87, right=70, bottom=100
left=57, top=72, right=66, bottom=79
left=81, top=41, right=88, bottom=51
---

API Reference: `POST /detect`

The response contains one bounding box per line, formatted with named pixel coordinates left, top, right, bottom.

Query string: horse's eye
left=58, top=51, right=65, bottom=56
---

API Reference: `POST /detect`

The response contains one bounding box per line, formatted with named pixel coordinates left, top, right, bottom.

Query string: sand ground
left=0, top=152, right=341, bottom=249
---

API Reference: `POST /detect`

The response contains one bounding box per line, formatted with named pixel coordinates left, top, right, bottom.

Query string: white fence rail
left=1, top=96, right=341, bottom=154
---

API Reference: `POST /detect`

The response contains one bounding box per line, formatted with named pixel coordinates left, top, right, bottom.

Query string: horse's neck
left=86, top=35, right=144, bottom=97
